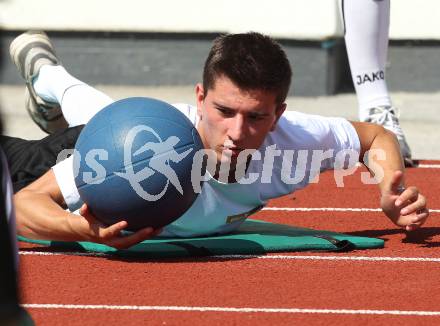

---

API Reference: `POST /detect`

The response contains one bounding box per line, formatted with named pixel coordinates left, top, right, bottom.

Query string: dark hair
left=203, top=32, right=292, bottom=104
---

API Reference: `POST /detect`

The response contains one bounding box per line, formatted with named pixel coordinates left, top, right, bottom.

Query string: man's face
left=195, top=75, right=286, bottom=171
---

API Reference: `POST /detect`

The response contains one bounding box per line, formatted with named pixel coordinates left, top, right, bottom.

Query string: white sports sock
left=342, top=0, right=392, bottom=120
left=33, top=65, right=82, bottom=104
left=60, top=85, right=114, bottom=126
left=33, top=65, right=114, bottom=126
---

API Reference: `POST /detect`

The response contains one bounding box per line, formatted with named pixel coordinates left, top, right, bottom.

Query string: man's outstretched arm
left=351, top=121, right=429, bottom=231
left=14, top=170, right=159, bottom=249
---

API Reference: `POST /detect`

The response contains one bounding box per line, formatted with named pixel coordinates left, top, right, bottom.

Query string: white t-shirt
left=53, top=104, right=360, bottom=237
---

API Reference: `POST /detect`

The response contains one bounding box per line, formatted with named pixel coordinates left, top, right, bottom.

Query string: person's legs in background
left=341, top=0, right=413, bottom=165
left=10, top=31, right=114, bottom=132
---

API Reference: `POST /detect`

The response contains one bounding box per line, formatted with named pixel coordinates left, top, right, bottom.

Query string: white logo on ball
left=115, top=125, right=193, bottom=201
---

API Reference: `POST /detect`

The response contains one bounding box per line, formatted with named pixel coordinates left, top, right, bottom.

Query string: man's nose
left=227, top=115, right=247, bottom=142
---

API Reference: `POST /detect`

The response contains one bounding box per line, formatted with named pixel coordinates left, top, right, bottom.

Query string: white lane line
left=19, top=251, right=106, bottom=257
left=263, top=207, right=440, bottom=213
left=21, top=303, right=440, bottom=316
left=212, top=255, right=440, bottom=262
left=418, top=164, right=440, bottom=169
left=18, top=251, right=440, bottom=262
left=264, top=207, right=381, bottom=212
left=355, top=163, right=440, bottom=169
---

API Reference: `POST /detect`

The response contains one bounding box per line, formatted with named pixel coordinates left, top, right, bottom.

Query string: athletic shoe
left=363, top=106, right=414, bottom=167
left=9, top=31, right=68, bottom=134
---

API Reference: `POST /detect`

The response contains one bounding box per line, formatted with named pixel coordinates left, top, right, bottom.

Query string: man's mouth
left=221, top=146, right=243, bottom=157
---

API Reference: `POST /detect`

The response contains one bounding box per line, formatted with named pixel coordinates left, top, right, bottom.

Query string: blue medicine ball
left=74, top=97, right=204, bottom=231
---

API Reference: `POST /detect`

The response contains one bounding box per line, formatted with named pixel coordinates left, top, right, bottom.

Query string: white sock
left=33, top=65, right=82, bottom=104
left=33, top=65, right=114, bottom=126
left=60, top=85, right=114, bottom=126
left=342, top=0, right=392, bottom=120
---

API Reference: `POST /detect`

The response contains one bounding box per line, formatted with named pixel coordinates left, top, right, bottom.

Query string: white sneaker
left=9, top=31, right=68, bottom=134
left=363, top=106, right=414, bottom=166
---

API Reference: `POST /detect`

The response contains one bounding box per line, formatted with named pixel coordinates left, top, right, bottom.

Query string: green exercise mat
left=18, top=219, right=384, bottom=258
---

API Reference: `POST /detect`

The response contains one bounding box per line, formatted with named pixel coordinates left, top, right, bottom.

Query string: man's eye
left=248, top=114, right=264, bottom=121
left=218, top=108, right=233, bottom=116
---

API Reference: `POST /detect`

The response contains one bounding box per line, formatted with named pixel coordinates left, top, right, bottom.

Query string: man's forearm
left=365, top=128, right=405, bottom=194
left=14, top=190, right=81, bottom=241
left=351, top=121, right=428, bottom=230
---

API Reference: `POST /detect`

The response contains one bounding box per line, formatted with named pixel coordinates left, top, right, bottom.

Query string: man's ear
left=195, top=83, right=205, bottom=118
left=270, top=103, right=287, bottom=131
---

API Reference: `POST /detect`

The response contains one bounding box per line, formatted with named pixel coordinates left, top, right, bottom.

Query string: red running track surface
left=18, top=162, right=440, bottom=325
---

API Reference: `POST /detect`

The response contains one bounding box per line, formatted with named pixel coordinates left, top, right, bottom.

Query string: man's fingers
left=395, top=187, right=420, bottom=206
left=109, top=227, right=156, bottom=249
left=79, top=204, right=98, bottom=224
left=79, top=203, right=89, bottom=217
left=399, top=196, right=426, bottom=215
left=101, top=221, right=128, bottom=240
left=402, top=208, right=429, bottom=232
left=400, top=201, right=422, bottom=216
left=97, top=219, right=162, bottom=248
left=411, top=208, right=429, bottom=223
left=79, top=204, right=86, bottom=216
left=406, top=224, right=420, bottom=232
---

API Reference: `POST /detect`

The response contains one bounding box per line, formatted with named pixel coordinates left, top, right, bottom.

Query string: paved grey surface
left=1, top=85, right=439, bottom=159
left=2, top=32, right=439, bottom=96
left=0, top=33, right=340, bottom=96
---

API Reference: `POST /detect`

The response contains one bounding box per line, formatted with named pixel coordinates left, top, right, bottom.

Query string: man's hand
left=380, top=171, right=429, bottom=231
left=67, top=204, right=162, bottom=249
